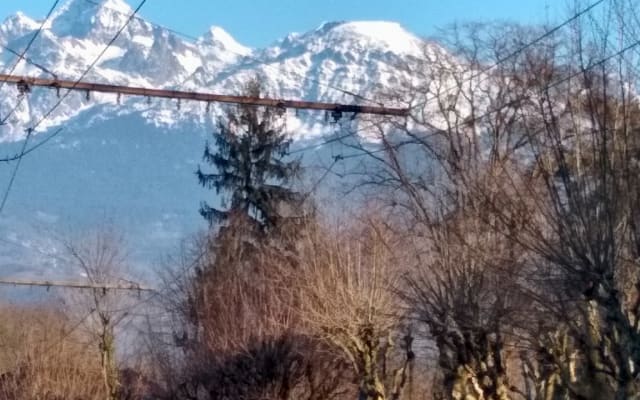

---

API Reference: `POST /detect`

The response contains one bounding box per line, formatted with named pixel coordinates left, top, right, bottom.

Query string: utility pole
left=0, top=73, right=410, bottom=117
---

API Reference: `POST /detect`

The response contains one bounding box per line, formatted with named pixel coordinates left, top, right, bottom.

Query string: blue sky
left=2, top=0, right=566, bottom=48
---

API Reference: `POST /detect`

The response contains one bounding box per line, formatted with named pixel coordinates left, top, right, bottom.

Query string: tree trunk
left=100, top=326, right=119, bottom=400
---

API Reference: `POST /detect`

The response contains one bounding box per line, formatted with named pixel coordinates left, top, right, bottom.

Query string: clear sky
left=1, top=0, right=568, bottom=48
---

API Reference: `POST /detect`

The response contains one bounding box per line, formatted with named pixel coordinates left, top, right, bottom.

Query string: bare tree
left=62, top=226, right=139, bottom=400
left=360, top=3, right=640, bottom=399
left=338, top=21, right=544, bottom=400
left=294, top=220, right=414, bottom=400
left=499, top=4, right=640, bottom=397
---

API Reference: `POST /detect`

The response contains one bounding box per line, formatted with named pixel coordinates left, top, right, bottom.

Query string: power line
left=0, top=43, right=60, bottom=128
left=0, top=0, right=149, bottom=216
left=0, top=127, right=32, bottom=213
left=0, top=94, right=26, bottom=126
left=0, top=0, right=60, bottom=93
left=301, top=157, right=340, bottom=201
left=39, top=307, right=96, bottom=355
left=27, top=0, right=149, bottom=135
left=0, top=44, right=58, bottom=79
left=81, top=0, right=383, bottom=106
left=290, top=131, right=356, bottom=155
left=0, top=278, right=155, bottom=292
left=295, top=0, right=607, bottom=157
left=0, top=128, right=62, bottom=162
left=410, top=0, right=607, bottom=112
left=335, top=35, right=640, bottom=162
left=0, top=0, right=60, bottom=127
left=289, top=119, right=384, bottom=155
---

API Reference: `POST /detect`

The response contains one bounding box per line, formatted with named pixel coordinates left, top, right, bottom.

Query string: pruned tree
left=346, top=22, right=540, bottom=400
left=295, top=221, right=414, bottom=400
left=499, top=4, right=640, bottom=397
left=365, top=3, right=640, bottom=399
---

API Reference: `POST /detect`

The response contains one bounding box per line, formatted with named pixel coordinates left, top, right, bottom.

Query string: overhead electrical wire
left=0, top=0, right=609, bottom=160
left=0, top=0, right=63, bottom=215
left=293, top=0, right=607, bottom=156
left=0, top=0, right=403, bottom=164
left=290, top=121, right=380, bottom=154
left=0, top=0, right=149, bottom=216
left=0, top=0, right=61, bottom=127
left=0, top=44, right=60, bottom=126
left=0, top=0, right=617, bottom=207
left=409, top=0, right=607, bottom=112
left=0, top=44, right=58, bottom=80
left=0, top=43, right=61, bottom=126
left=80, top=0, right=383, bottom=106
left=0, top=128, right=63, bottom=162
left=0, top=0, right=616, bottom=299
left=332, top=34, right=640, bottom=163
left=25, top=0, right=149, bottom=135
left=0, top=125, right=33, bottom=213
left=0, top=0, right=61, bottom=93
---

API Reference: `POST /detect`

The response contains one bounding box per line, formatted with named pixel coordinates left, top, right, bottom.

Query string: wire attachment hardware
left=16, top=80, right=31, bottom=95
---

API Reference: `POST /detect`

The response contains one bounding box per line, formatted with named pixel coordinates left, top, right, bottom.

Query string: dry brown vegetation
left=0, top=305, right=107, bottom=399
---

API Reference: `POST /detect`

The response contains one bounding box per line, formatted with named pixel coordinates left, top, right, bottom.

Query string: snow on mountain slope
left=49, top=0, right=134, bottom=39
left=0, top=12, right=40, bottom=41
left=200, top=26, right=251, bottom=58
left=189, top=20, right=425, bottom=103
left=0, top=0, right=438, bottom=281
left=0, top=1, right=436, bottom=138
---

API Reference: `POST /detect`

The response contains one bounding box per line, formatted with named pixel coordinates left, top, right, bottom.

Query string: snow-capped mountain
left=0, top=0, right=434, bottom=282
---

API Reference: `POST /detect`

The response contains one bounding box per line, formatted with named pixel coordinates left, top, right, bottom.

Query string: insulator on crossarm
left=177, top=99, right=181, bottom=111
left=117, top=93, right=121, bottom=105
left=206, top=102, right=211, bottom=113
left=85, top=90, right=90, bottom=101
left=16, top=81, right=30, bottom=95
left=147, top=96, right=151, bottom=105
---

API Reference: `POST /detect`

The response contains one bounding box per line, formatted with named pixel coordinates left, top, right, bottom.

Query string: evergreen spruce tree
left=196, top=78, right=302, bottom=233
left=188, top=80, right=310, bottom=374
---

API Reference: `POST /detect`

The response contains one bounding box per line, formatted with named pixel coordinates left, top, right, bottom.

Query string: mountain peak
left=315, top=20, right=423, bottom=54
left=50, top=0, right=135, bottom=38
left=0, top=11, right=40, bottom=38
left=92, top=0, right=133, bottom=13
left=199, top=26, right=251, bottom=56
left=58, top=0, right=134, bottom=16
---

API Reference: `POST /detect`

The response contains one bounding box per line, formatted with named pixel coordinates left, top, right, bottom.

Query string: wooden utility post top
left=0, top=73, right=409, bottom=117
